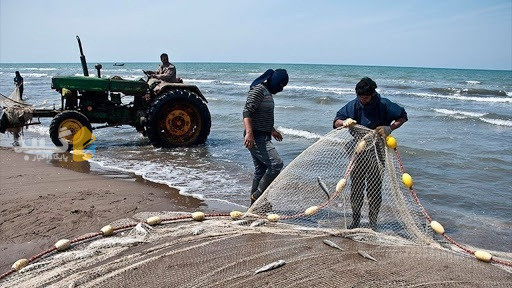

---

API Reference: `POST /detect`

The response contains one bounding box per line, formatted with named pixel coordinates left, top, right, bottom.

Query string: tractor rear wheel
left=49, top=111, right=93, bottom=151
left=146, top=89, right=211, bottom=148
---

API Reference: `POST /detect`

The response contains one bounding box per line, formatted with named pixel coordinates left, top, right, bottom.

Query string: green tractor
left=12, top=36, right=211, bottom=149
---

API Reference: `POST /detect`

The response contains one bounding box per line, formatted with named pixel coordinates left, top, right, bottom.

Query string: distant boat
left=113, top=63, right=125, bottom=66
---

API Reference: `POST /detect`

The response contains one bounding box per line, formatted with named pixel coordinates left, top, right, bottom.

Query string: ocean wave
left=88, top=155, right=248, bottom=206
left=429, top=87, right=507, bottom=97
left=286, top=85, right=353, bottom=95
left=383, top=84, right=414, bottom=90
left=433, top=108, right=512, bottom=127
left=464, top=80, right=481, bottom=85
left=480, top=118, right=512, bottom=127
left=172, top=79, right=353, bottom=97
left=410, top=92, right=512, bottom=103
left=2, top=67, right=58, bottom=71
left=24, top=73, right=49, bottom=78
left=277, top=126, right=322, bottom=139
left=433, top=108, right=485, bottom=118
left=219, top=80, right=249, bottom=87
left=314, top=96, right=338, bottom=104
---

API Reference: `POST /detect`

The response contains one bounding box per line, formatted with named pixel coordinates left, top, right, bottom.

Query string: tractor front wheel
left=146, top=89, right=211, bottom=148
left=49, top=111, right=93, bottom=151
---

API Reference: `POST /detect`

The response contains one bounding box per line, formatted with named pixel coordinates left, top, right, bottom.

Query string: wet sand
left=0, top=147, right=231, bottom=273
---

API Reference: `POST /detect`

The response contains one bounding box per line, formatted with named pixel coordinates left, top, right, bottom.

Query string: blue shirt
left=334, top=93, right=407, bottom=129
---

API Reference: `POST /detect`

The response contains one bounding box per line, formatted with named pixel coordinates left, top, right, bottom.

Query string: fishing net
left=1, top=126, right=511, bottom=287
left=0, top=88, right=34, bottom=138
left=248, top=126, right=432, bottom=244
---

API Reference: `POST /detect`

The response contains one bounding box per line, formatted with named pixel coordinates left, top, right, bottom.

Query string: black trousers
left=350, top=146, right=384, bottom=225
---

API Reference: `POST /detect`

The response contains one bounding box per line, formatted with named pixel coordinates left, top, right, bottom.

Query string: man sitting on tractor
left=145, top=53, right=182, bottom=83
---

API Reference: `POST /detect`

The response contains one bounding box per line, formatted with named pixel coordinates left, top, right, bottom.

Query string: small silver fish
left=254, top=259, right=286, bottom=275
left=192, top=227, right=205, bottom=235
left=357, top=250, right=377, bottom=262
left=232, top=219, right=252, bottom=226
left=323, top=239, right=344, bottom=251
left=317, top=177, right=330, bottom=199
left=250, top=219, right=267, bottom=227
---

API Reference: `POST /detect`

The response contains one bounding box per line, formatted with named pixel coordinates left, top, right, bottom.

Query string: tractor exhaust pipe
left=76, top=35, right=89, bottom=76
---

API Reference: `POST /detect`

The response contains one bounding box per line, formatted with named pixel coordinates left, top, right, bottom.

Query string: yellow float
left=386, top=135, right=397, bottom=149
left=430, top=221, right=445, bottom=234
left=267, top=214, right=280, bottom=222
left=230, top=211, right=244, bottom=220
left=192, top=211, right=206, bottom=221
left=305, top=206, right=319, bottom=216
left=402, top=173, right=413, bottom=188
left=474, top=250, right=493, bottom=262
left=101, top=225, right=114, bottom=236
left=146, top=216, right=162, bottom=226
left=55, top=239, right=71, bottom=251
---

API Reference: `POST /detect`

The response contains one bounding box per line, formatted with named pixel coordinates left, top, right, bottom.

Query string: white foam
left=7, top=67, right=57, bottom=71
left=286, top=85, right=353, bottom=95
left=219, top=80, right=249, bottom=86
left=412, top=92, right=512, bottom=103
left=87, top=154, right=247, bottom=205
left=433, top=108, right=486, bottom=118
left=433, top=109, right=511, bottom=127
left=27, top=125, right=50, bottom=136
left=480, top=118, right=512, bottom=127
left=24, top=73, right=48, bottom=78
left=277, top=126, right=322, bottom=139
left=465, top=80, right=481, bottom=85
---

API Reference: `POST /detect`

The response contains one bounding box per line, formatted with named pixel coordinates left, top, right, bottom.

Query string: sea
left=1, top=62, right=511, bottom=252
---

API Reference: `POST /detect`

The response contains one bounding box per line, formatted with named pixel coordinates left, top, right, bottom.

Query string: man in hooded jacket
left=243, top=69, right=289, bottom=206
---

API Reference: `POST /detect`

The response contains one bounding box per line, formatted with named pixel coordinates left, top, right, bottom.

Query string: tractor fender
left=154, top=83, right=208, bottom=103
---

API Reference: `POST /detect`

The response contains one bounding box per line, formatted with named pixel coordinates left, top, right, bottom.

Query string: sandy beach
left=0, top=147, right=229, bottom=273
left=1, top=147, right=511, bottom=287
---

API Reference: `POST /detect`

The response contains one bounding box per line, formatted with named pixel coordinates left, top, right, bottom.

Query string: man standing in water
left=243, top=69, right=289, bottom=206
left=333, top=77, right=408, bottom=230
left=14, top=71, right=24, bottom=100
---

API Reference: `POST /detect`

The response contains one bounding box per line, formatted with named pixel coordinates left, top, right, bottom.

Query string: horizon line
left=0, top=61, right=510, bottom=72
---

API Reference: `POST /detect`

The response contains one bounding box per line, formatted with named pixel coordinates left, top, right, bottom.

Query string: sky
left=1, top=0, right=511, bottom=70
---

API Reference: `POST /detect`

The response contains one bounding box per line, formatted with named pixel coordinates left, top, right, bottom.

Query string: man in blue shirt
left=333, top=77, right=407, bottom=230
